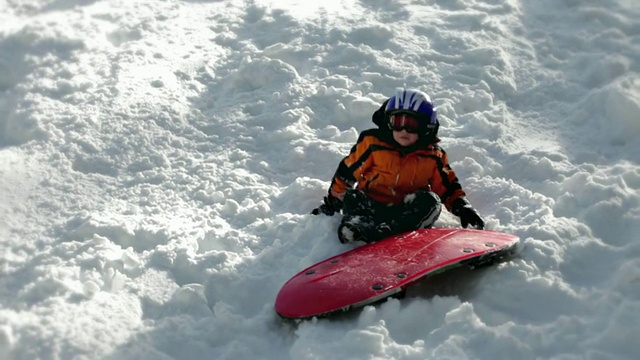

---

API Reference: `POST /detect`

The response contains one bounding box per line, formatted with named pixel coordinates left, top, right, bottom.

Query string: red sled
left=275, top=228, right=519, bottom=319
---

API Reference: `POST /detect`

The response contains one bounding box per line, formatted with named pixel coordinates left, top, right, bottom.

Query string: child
left=312, top=89, right=485, bottom=243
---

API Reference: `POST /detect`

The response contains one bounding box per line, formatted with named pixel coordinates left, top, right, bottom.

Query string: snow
left=1, top=0, right=639, bottom=359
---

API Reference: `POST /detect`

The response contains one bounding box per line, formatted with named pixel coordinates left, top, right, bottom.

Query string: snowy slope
left=1, top=0, right=639, bottom=359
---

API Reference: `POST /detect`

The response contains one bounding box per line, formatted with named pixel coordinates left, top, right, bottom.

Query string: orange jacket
left=329, top=129, right=466, bottom=211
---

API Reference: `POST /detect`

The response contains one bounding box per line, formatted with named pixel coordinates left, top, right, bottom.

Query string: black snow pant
left=337, top=189, right=442, bottom=243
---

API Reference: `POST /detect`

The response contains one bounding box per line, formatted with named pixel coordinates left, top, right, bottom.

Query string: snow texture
left=1, top=0, right=639, bottom=359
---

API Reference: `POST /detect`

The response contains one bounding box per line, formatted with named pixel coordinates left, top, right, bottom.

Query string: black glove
left=311, top=194, right=343, bottom=216
left=452, top=197, right=485, bottom=230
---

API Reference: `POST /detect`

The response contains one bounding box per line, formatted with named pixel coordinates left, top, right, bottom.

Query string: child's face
left=392, top=129, right=419, bottom=147
left=389, top=113, right=421, bottom=147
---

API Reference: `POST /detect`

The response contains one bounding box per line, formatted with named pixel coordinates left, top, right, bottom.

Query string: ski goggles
left=388, top=113, right=422, bottom=133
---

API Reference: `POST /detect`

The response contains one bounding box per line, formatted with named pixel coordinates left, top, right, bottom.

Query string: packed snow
left=1, top=0, right=639, bottom=359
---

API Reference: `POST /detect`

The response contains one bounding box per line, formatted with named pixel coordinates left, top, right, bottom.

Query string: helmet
left=384, top=89, right=439, bottom=138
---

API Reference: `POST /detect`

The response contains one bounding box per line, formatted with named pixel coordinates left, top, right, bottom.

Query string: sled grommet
left=463, top=248, right=474, bottom=253
left=372, top=284, right=384, bottom=290
left=485, top=243, right=496, bottom=247
left=305, top=270, right=316, bottom=275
